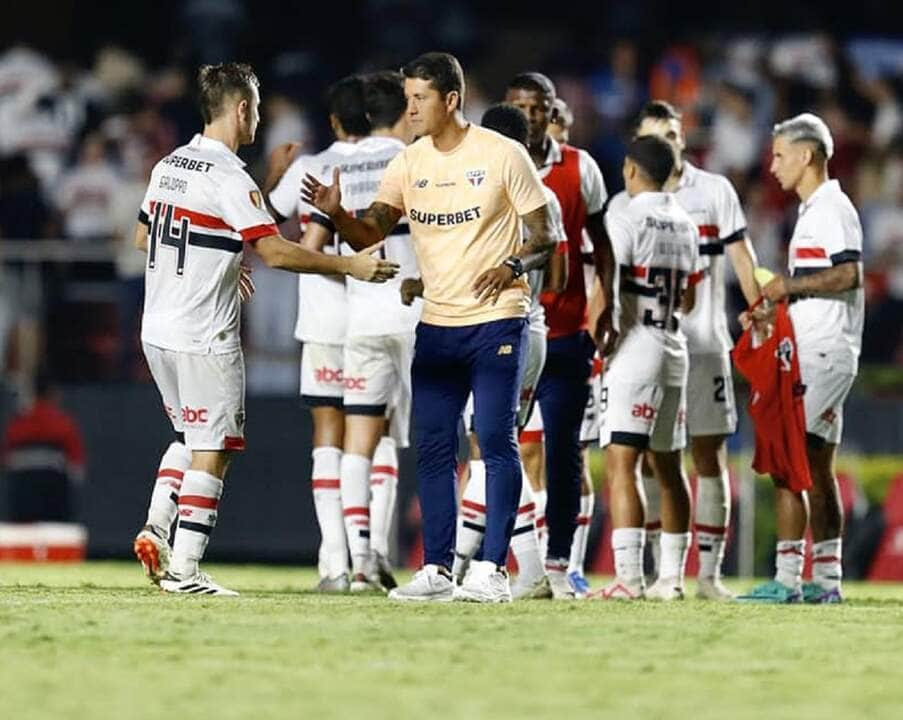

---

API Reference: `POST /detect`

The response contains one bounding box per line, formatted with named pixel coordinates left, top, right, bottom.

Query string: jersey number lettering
left=713, top=376, right=726, bottom=403
left=148, top=202, right=190, bottom=276
left=642, top=267, right=687, bottom=331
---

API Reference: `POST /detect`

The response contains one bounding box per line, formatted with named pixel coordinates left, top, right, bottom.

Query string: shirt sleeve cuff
left=137, top=209, right=150, bottom=227
left=240, top=223, right=279, bottom=242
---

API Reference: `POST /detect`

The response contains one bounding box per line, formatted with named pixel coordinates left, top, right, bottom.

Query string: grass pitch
left=2, top=563, right=902, bottom=720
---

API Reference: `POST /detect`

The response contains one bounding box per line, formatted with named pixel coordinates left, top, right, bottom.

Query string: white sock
left=145, top=441, right=191, bottom=539
left=170, top=470, right=223, bottom=578
left=453, top=460, right=487, bottom=575
left=568, top=491, right=594, bottom=575
left=642, top=474, right=661, bottom=575
left=311, top=446, right=348, bottom=578
left=612, top=527, right=645, bottom=583
left=531, top=487, right=548, bottom=562
left=340, top=452, right=372, bottom=575
left=510, top=472, right=544, bottom=582
left=696, top=471, right=730, bottom=580
left=369, top=436, right=398, bottom=560
left=659, top=531, right=691, bottom=585
left=812, top=538, right=843, bottom=590
left=775, top=539, right=805, bottom=589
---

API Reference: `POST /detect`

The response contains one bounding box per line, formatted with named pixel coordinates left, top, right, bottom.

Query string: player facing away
left=303, top=52, right=557, bottom=603
left=631, top=101, right=759, bottom=599
left=266, top=76, right=371, bottom=592
left=738, top=114, right=863, bottom=604
left=589, top=135, right=699, bottom=601
left=505, top=73, right=617, bottom=596
left=324, top=72, right=419, bottom=592
left=449, top=103, right=569, bottom=600
left=132, top=63, right=397, bottom=596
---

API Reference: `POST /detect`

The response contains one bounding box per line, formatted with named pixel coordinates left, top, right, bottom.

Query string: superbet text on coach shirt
left=375, top=124, right=547, bottom=326
left=139, top=134, right=277, bottom=353
left=787, top=179, right=864, bottom=369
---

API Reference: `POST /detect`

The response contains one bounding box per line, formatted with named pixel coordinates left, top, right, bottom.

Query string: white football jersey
left=269, top=141, right=356, bottom=344
left=139, top=134, right=278, bottom=354
left=526, top=185, right=568, bottom=333
left=672, top=161, right=747, bottom=355
left=332, top=136, right=421, bottom=338
left=787, top=179, right=864, bottom=369
left=605, top=191, right=699, bottom=382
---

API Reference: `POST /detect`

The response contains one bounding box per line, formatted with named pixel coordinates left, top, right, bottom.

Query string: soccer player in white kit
left=266, top=76, right=371, bottom=592
left=316, top=72, right=419, bottom=592
left=131, top=63, right=397, bottom=595
left=630, top=101, right=759, bottom=599
left=590, top=135, right=699, bottom=601
left=739, top=113, right=863, bottom=604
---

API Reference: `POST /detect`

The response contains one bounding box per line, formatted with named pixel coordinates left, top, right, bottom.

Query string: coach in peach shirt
left=303, top=52, right=557, bottom=602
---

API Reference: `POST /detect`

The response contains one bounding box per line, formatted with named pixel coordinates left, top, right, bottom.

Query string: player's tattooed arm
left=301, top=168, right=401, bottom=250
left=762, top=261, right=860, bottom=302
left=516, top=204, right=557, bottom=272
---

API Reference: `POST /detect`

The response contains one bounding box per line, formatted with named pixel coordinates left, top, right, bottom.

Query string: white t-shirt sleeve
left=578, top=149, right=607, bottom=216
left=267, top=155, right=306, bottom=221
left=714, top=175, right=748, bottom=244
left=221, top=172, right=280, bottom=242
left=818, top=204, right=864, bottom=263
left=544, top=189, right=568, bottom=255
left=605, top=210, right=633, bottom=267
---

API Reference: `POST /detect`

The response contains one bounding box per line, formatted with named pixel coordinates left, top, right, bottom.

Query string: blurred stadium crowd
left=1, top=30, right=902, bottom=393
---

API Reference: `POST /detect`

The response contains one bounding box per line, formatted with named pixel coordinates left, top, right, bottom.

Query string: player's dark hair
left=364, top=71, right=406, bottom=129
left=636, top=100, right=681, bottom=129
left=626, top=135, right=675, bottom=188
left=327, top=75, right=370, bottom=137
left=197, top=63, right=259, bottom=124
left=481, top=104, right=529, bottom=147
left=507, top=72, right=556, bottom=99
left=401, top=52, right=465, bottom=109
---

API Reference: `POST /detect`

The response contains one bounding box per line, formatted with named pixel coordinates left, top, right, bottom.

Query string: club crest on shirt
left=249, top=190, right=263, bottom=209
left=777, top=336, right=794, bottom=373
left=466, top=169, right=486, bottom=187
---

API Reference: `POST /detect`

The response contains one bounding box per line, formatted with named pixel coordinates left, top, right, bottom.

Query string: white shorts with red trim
left=343, top=332, right=414, bottom=448
left=799, top=351, right=856, bottom=445
left=599, top=377, right=686, bottom=453
left=300, top=342, right=345, bottom=406
left=143, top=343, right=245, bottom=451
left=686, top=352, right=738, bottom=437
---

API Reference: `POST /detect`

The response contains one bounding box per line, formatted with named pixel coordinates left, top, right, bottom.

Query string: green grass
left=2, top=563, right=903, bottom=720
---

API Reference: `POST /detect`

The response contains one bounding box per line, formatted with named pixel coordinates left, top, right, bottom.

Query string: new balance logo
left=497, top=344, right=513, bottom=356
left=413, top=178, right=428, bottom=188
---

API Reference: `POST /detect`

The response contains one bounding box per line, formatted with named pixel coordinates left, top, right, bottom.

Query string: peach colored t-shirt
left=375, top=124, right=547, bottom=327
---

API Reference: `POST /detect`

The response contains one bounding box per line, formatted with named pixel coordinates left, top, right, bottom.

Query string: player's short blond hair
left=773, top=113, right=834, bottom=161
left=197, top=63, right=259, bottom=124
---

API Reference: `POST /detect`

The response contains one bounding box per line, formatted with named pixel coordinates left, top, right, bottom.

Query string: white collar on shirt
left=799, top=178, right=840, bottom=215
left=189, top=133, right=246, bottom=167
left=676, top=159, right=699, bottom=189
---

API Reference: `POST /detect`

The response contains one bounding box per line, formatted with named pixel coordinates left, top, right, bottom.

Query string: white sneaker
left=387, top=564, right=455, bottom=602
left=160, top=570, right=239, bottom=596
left=454, top=560, right=512, bottom=603
left=546, top=567, right=576, bottom=600
left=645, top=576, right=685, bottom=601
left=511, top=573, right=552, bottom=600
left=697, top=576, right=735, bottom=600
left=315, top=573, right=350, bottom=593
left=133, top=525, right=170, bottom=585
left=587, top=577, right=645, bottom=600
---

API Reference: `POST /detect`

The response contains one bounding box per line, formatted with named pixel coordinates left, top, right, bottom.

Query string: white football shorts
left=799, top=351, right=856, bottom=445
left=300, top=341, right=345, bottom=407
left=686, top=352, right=738, bottom=437
left=143, top=342, right=246, bottom=451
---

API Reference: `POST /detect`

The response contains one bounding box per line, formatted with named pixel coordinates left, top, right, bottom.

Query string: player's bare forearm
left=544, top=252, right=567, bottom=293
left=586, top=211, right=615, bottom=308
left=788, top=262, right=860, bottom=295
left=134, top=223, right=148, bottom=252
left=726, top=236, right=760, bottom=305
left=333, top=202, right=400, bottom=251
left=681, top=283, right=696, bottom=315
left=254, top=234, right=345, bottom=274
left=517, top=205, right=556, bottom=272
left=301, top=221, right=333, bottom=253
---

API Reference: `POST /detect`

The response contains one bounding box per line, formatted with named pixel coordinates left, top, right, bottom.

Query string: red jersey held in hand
left=732, top=301, right=812, bottom=492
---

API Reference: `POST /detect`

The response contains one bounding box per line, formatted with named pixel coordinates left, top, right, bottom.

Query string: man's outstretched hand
left=301, top=167, right=342, bottom=217
left=348, top=242, right=399, bottom=283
